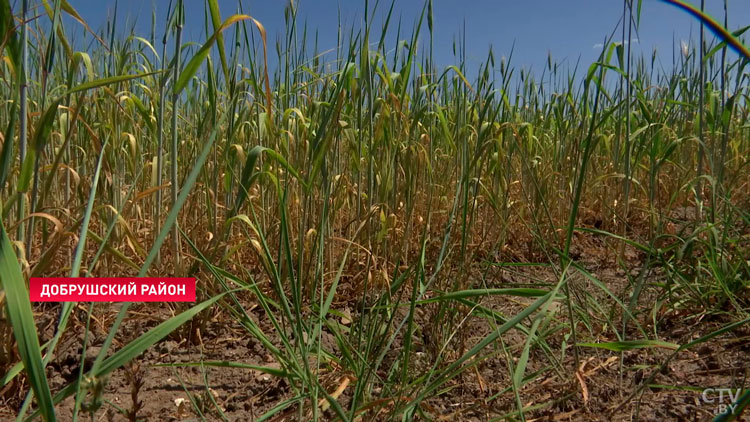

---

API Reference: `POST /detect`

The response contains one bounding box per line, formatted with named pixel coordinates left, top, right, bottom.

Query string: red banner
left=29, top=278, right=196, bottom=302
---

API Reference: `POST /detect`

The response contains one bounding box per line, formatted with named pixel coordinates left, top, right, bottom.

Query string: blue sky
left=19, top=0, right=750, bottom=78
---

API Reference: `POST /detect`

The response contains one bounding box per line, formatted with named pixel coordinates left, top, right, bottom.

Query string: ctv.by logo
left=702, top=388, right=743, bottom=415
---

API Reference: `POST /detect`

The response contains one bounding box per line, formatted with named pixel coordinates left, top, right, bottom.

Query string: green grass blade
left=715, top=390, right=750, bottom=422
left=0, top=102, right=16, bottom=187
left=206, top=0, right=229, bottom=83
left=660, top=0, right=750, bottom=60
left=0, top=222, right=56, bottom=422
left=173, top=14, right=252, bottom=95
left=64, top=70, right=162, bottom=95
left=155, top=361, right=287, bottom=377
left=24, top=294, right=226, bottom=422
left=417, top=288, right=550, bottom=304
left=577, top=340, right=680, bottom=351
left=232, top=146, right=304, bottom=215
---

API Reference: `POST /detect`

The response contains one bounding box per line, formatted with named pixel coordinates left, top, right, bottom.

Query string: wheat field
left=0, top=0, right=749, bottom=420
